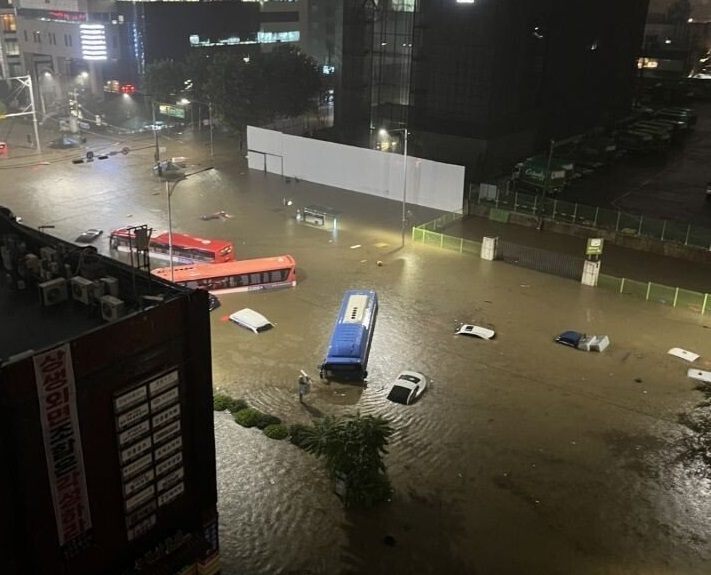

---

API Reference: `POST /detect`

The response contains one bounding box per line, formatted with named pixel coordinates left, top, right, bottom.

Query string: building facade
left=0, top=211, right=220, bottom=575
left=336, top=0, right=650, bottom=182
left=7, top=0, right=307, bottom=114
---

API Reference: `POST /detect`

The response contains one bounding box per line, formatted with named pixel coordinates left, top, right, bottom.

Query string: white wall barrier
left=247, top=126, right=465, bottom=213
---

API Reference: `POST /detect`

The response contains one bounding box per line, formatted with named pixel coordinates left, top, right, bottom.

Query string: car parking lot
left=555, top=101, right=711, bottom=227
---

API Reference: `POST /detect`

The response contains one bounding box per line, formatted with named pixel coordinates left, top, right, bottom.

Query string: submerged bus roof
left=152, top=255, right=296, bottom=282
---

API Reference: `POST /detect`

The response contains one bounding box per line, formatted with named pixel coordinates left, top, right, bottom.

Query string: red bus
left=151, top=255, right=297, bottom=293
left=109, top=227, right=234, bottom=264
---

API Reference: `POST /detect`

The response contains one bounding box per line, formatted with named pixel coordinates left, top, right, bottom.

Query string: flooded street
left=2, top=135, right=710, bottom=574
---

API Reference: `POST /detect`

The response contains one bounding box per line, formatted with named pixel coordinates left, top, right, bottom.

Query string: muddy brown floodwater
left=209, top=198, right=711, bottom=575
left=2, top=141, right=709, bottom=575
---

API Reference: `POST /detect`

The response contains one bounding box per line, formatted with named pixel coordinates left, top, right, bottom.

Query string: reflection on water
left=5, top=153, right=709, bottom=574
left=212, top=248, right=711, bottom=575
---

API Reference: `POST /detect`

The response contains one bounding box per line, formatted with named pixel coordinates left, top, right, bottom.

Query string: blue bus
left=319, top=289, right=378, bottom=382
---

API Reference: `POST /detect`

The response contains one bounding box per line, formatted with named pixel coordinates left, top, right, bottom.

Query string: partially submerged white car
left=386, top=371, right=428, bottom=405
left=229, top=308, right=273, bottom=334
left=455, top=324, right=496, bottom=340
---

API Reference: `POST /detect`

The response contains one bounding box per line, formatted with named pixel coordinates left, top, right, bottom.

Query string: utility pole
left=152, top=97, right=160, bottom=164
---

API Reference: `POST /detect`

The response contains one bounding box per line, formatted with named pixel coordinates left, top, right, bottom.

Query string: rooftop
left=0, top=210, right=184, bottom=364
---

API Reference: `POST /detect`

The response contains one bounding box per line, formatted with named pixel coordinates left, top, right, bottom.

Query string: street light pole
left=152, top=97, right=160, bottom=164
left=401, top=128, right=408, bottom=247
left=166, top=177, right=180, bottom=282
left=208, top=101, right=214, bottom=158
left=163, top=166, right=214, bottom=281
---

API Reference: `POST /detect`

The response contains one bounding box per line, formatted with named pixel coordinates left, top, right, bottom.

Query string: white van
left=229, top=308, right=273, bottom=334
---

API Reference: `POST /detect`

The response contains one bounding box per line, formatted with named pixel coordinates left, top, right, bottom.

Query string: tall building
left=336, top=0, right=650, bottom=181
left=0, top=210, right=220, bottom=575
left=8, top=0, right=305, bottom=112
left=0, top=0, right=22, bottom=80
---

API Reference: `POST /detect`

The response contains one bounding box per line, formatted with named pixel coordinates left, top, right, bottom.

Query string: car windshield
left=255, top=323, right=274, bottom=333
left=387, top=385, right=412, bottom=405
left=398, top=374, right=420, bottom=384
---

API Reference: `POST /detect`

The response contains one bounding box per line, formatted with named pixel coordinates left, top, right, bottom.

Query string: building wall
left=336, top=0, right=650, bottom=181
left=0, top=292, right=219, bottom=575
left=0, top=217, right=219, bottom=575
left=247, top=125, right=465, bottom=212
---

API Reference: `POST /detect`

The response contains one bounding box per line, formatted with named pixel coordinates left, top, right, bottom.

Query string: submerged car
left=152, top=160, right=185, bottom=178
left=229, top=308, right=273, bottom=333
left=75, top=228, right=103, bottom=243
left=207, top=292, right=221, bottom=312
left=455, top=324, right=496, bottom=340
left=386, top=370, right=428, bottom=405
left=554, top=330, right=610, bottom=352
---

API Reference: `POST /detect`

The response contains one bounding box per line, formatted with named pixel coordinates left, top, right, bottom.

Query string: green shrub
left=288, top=423, right=312, bottom=448
left=213, top=393, right=234, bottom=412
left=213, top=393, right=249, bottom=413
left=227, top=398, right=249, bottom=414
left=263, top=423, right=289, bottom=440
left=233, top=408, right=263, bottom=428
left=255, top=413, right=282, bottom=430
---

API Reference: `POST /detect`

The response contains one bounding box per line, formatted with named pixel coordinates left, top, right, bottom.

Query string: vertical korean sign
left=33, top=343, right=92, bottom=550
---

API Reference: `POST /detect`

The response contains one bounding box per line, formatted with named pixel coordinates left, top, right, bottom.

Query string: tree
left=143, top=59, right=187, bottom=103
left=205, top=46, right=322, bottom=133
left=184, top=52, right=213, bottom=102
left=259, top=45, right=322, bottom=119
left=301, top=412, right=394, bottom=508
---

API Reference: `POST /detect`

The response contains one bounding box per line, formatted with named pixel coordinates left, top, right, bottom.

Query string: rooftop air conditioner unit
left=101, top=276, right=120, bottom=297
left=39, top=277, right=68, bottom=306
left=71, top=276, right=94, bottom=305
left=100, top=295, right=125, bottom=322
left=89, top=280, right=106, bottom=303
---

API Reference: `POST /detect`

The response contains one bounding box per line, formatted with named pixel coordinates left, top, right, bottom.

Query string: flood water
left=2, top=134, right=710, bottom=575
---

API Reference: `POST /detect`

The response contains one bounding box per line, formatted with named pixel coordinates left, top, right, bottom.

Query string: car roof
left=230, top=308, right=271, bottom=327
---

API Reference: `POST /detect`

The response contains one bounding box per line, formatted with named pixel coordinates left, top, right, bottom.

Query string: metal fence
left=412, top=211, right=711, bottom=316
left=472, top=185, right=711, bottom=250
left=598, top=274, right=711, bottom=316
left=411, top=211, right=482, bottom=256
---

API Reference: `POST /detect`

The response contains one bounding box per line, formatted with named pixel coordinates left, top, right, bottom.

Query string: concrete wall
left=247, top=126, right=465, bottom=212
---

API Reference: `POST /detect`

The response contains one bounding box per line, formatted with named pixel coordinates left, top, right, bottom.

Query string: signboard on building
left=33, top=343, right=93, bottom=553
left=113, top=369, right=185, bottom=542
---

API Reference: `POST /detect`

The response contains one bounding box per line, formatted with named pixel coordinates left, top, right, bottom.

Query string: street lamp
left=162, top=166, right=214, bottom=281
left=379, top=127, right=409, bottom=246
left=180, top=98, right=214, bottom=158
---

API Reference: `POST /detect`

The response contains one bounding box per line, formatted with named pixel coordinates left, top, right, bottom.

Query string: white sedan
left=455, top=324, right=496, bottom=340
left=386, top=371, right=428, bottom=405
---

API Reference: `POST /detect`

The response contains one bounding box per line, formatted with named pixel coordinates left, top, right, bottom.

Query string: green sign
left=586, top=238, right=604, bottom=256
left=158, top=104, right=185, bottom=119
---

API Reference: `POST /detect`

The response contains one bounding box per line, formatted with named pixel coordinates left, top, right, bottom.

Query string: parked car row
left=511, top=105, right=696, bottom=195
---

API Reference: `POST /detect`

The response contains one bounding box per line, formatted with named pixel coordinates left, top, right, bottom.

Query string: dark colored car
left=554, top=330, right=610, bottom=352
left=207, top=293, right=221, bottom=312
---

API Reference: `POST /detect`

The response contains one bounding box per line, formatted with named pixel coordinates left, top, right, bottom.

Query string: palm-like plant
left=301, top=412, right=394, bottom=508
